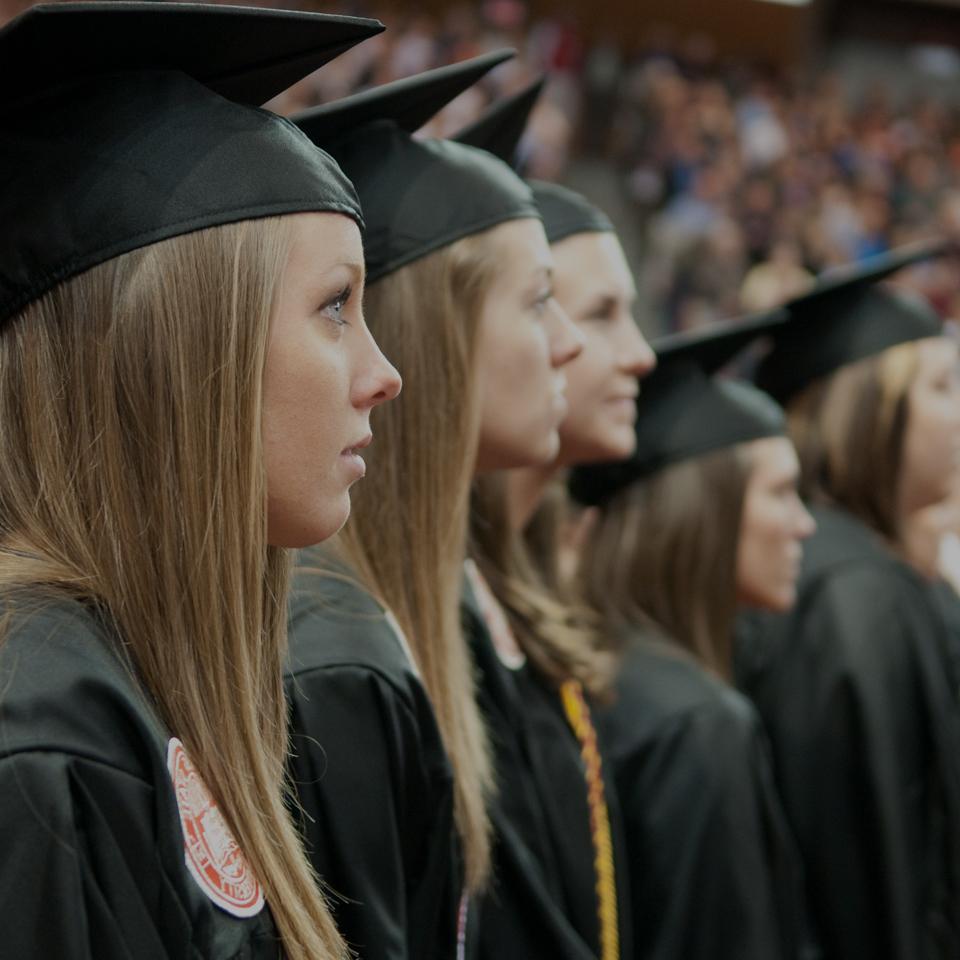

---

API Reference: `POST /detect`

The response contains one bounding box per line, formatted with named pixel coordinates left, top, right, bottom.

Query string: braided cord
left=560, top=680, right=620, bottom=960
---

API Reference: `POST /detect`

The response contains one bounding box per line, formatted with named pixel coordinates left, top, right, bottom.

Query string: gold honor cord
left=559, top=680, right=620, bottom=960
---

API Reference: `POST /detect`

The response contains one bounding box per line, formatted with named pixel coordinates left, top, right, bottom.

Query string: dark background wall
left=828, top=0, right=960, bottom=45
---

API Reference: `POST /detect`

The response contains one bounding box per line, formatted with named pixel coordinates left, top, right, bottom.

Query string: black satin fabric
left=300, top=121, right=540, bottom=285
left=569, top=372, right=784, bottom=507
left=292, top=51, right=541, bottom=285
left=736, top=505, right=960, bottom=960
left=0, top=594, right=281, bottom=959
left=1, top=2, right=374, bottom=323
left=598, top=634, right=818, bottom=960
left=461, top=576, right=632, bottom=960
left=753, top=250, right=945, bottom=406
left=528, top=180, right=614, bottom=245
left=285, top=556, right=462, bottom=960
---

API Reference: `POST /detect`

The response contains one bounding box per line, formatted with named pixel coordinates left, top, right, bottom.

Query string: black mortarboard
left=1, top=2, right=382, bottom=324
left=451, top=79, right=614, bottom=244
left=294, top=51, right=541, bottom=283
left=453, top=76, right=545, bottom=168
left=569, top=313, right=787, bottom=507
left=529, top=181, right=614, bottom=245
left=754, top=239, right=951, bottom=404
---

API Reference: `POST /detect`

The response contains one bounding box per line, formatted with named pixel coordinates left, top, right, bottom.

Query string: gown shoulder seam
left=286, top=659, right=422, bottom=717
left=0, top=745, right=155, bottom=787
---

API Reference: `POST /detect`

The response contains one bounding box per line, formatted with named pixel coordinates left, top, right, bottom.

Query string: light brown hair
left=334, top=230, right=498, bottom=893
left=787, top=341, right=918, bottom=544
left=470, top=473, right=612, bottom=696
left=0, top=218, right=348, bottom=959
left=579, top=447, right=751, bottom=680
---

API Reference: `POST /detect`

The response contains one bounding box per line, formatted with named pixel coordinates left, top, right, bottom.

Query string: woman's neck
left=506, top=464, right=560, bottom=532
left=900, top=499, right=954, bottom=580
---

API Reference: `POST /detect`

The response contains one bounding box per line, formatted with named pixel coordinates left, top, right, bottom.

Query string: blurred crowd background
left=6, top=0, right=960, bottom=336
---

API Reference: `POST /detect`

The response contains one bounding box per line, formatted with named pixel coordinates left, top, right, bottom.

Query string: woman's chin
left=266, top=499, right=352, bottom=549
left=762, top=585, right=796, bottom=614
left=559, top=432, right=634, bottom=468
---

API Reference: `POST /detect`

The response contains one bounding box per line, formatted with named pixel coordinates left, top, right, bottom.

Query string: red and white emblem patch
left=167, top=737, right=265, bottom=918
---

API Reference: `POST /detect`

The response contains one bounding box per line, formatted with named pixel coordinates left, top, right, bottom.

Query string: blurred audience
left=6, top=0, right=960, bottom=333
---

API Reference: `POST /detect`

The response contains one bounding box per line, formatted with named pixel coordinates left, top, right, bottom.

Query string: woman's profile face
left=900, top=336, right=960, bottom=516
left=736, top=436, right=815, bottom=611
left=551, top=231, right=656, bottom=465
left=474, top=218, right=585, bottom=472
left=262, top=212, right=402, bottom=548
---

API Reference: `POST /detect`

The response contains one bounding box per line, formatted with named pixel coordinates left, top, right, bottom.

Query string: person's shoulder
left=603, top=636, right=757, bottom=747
left=601, top=638, right=766, bottom=796
left=615, top=635, right=728, bottom=709
left=794, top=507, right=939, bottom=644
left=287, top=566, right=425, bottom=709
left=0, top=592, right=161, bottom=780
left=743, top=511, right=942, bottom=690
left=808, top=509, right=935, bottom=625
left=803, top=506, right=922, bottom=594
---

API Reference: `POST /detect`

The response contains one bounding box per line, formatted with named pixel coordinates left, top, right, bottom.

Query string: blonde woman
left=500, top=177, right=814, bottom=960
left=738, top=246, right=960, bottom=960
left=448, top=87, right=653, bottom=958
left=285, top=55, right=583, bottom=960
left=0, top=5, right=399, bottom=959
left=459, top=189, right=646, bottom=960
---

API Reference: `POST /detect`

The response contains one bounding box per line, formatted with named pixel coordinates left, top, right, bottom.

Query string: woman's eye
left=582, top=297, right=617, bottom=323
left=532, top=290, right=554, bottom=316
left=320, top=286, right=352, bottom=326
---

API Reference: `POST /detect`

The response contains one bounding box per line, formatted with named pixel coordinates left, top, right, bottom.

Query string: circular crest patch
left=167, top=737, right=265, bottom=918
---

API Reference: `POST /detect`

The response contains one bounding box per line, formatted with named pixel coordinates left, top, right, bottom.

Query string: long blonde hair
left=787, top=341, right=918, bottom=544
left=336, top=231, right=498, bottom=893
left=0, top=218, right=348, bottom=960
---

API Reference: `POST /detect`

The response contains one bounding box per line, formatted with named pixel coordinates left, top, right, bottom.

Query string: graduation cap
left=452, top=77, right=614, bottom=244
left=754, top=239, right=951, bottom=404
left=0, top=2, right=383, bottom=324
left=295, top=51, right=541, bottom=283
left=453, top=75, right=545, bottom=168
left=529, top=181, right=614, bottom=245
left=569, top=312, right=787, bottom=507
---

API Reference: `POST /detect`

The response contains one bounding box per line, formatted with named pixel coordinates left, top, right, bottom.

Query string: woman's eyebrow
left=333, top=259, right=365, bottom=284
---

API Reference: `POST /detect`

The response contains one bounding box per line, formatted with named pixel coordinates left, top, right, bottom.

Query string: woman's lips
left=606, top=395, right=638, bottom=419
left=342, top=433, right=372, bottom=455
left=341, top=434, right=372, bottom=480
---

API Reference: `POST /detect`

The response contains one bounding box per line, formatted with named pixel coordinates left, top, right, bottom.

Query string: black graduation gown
left=285, top=559, right=462, bottom=960
left=736, top=505, right=960, bottom=960
left=928, top=576, right=960, bottom=701
left=597, top=634, right=816, bottom=960
left=461, top=575, right=632, bottom=960
left=0, top=595, right=281, bottom=959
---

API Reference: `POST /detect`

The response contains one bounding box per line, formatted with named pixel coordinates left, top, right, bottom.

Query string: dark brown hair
left=579, top=446, right=750, bottom=680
